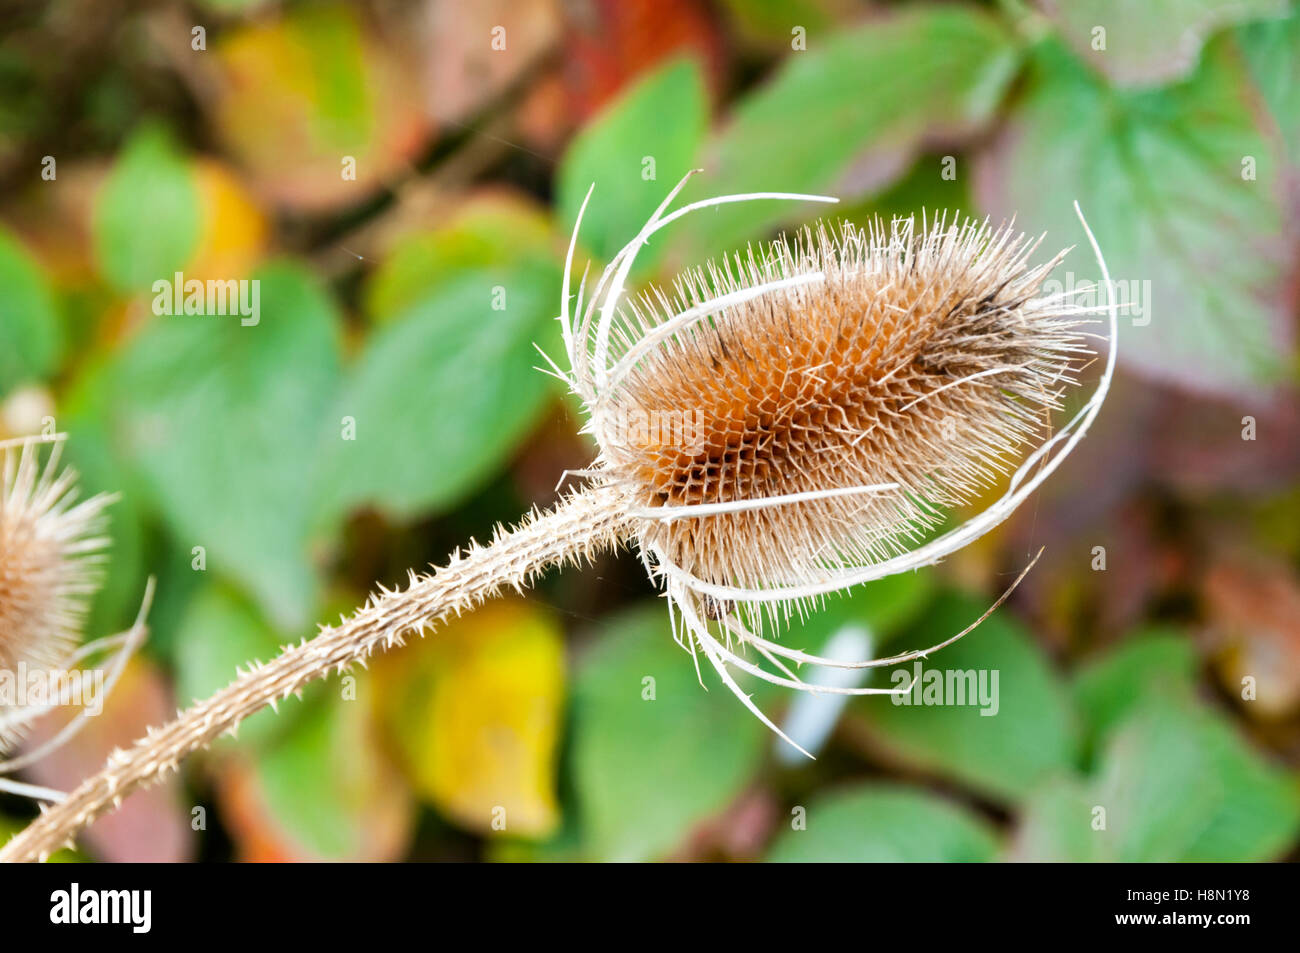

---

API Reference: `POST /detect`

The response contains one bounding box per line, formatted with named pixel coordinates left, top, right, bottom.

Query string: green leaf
left=363, top=199, right=556, bottom=323
left=0, top=227, right=62, bottom=392
left=673, top=6, right=1019, bottom=260
left=767, top=783, right=999, bottom=862
left=60, top=356, right=154, bottom=635
left=244, top=684, right=413, bottom=861
left=720, top=0, right=839, bottom=44
left=103, top=262, right=341, bottom=629
left=314, top=259, right=561, bottom=528
left=1073, top=628, right=1198, bottom=754
left=208, top=4, right=425, bottom=212
left=1238, top=10, right=1300, bottom=171
left=94, top=125, right=200, bottom=293
left=851, top=591, right=1077, bottom=806
left=1013, top=693, right=1300, bottom=861
left=173, top=583, right=287, bottom=747
left=1092, top=696, right=1231, bottom=861
left=838, top=153, right=976, bottom=228
left=294, top=4, right=372, bottom=151
left=1100, top=695, right=1300, bottom=861
left=63, top=361, right=210, bottom=660
left=569, top=604, right=766, bottom=861
left=556, top=58, right=707, bottom=265
left=1040, top=0, right=1288, bottom=87
left=1005, top=776, right=1108, bottom=862
left=976, top=36, right=1294, bottom=395
left=1176, top=703, right=1300, bottom=862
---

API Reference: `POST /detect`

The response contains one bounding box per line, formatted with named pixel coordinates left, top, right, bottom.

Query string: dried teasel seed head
left=0, top=437, right=113, bottom=752
left=551, top=176, right=1116, bottom=753
left=603, top=217, right=1089, bottom=597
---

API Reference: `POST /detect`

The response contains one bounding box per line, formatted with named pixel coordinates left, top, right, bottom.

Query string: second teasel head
left=551, top=175, right=1115, bottom=749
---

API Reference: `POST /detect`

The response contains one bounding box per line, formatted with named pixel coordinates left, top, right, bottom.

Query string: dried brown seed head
left=0, top=438, right=112, bottom=751
left=554, top=179, right=1116, bottom=753
left=595, top=215, right=1090, bottom=596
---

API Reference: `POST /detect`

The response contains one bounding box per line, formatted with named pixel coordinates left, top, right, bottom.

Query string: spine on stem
left=0, top=484, right=632, bottom=863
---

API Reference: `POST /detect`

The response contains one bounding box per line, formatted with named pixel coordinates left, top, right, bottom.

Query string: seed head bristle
left=0, top=438, right=113, bottom=751
left=590, top=215, right=1093, bottom=608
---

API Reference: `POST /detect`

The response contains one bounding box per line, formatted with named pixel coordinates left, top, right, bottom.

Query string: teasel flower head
left=0, top=434, right=150, bottom=797
left=545, top=172, right=1117, bottom=754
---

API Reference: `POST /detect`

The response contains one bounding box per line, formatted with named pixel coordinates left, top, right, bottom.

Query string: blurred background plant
left=1, top=0, right=1298, bottom=862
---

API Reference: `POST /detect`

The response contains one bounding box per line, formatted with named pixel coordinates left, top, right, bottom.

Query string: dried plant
left=0, top=176, right=1116, bottom=862
left=0, top=434, right=150, bottom=802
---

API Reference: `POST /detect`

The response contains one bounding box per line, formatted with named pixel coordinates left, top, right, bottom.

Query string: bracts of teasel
left=0, top=177, right=1117, bottom=862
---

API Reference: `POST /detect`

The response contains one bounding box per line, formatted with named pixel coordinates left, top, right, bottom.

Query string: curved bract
left=550, top=174, right=1118, bottom=756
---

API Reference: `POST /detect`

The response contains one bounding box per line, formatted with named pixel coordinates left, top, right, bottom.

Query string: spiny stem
left=0, top=484, right=632, bottom=864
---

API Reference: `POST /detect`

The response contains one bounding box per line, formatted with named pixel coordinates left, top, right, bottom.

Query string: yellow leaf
left=374, top=599, right=565, bottom=837
left=209, top=5, right=430, bottom=212
left=184, top=159, right=268, bottom=283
